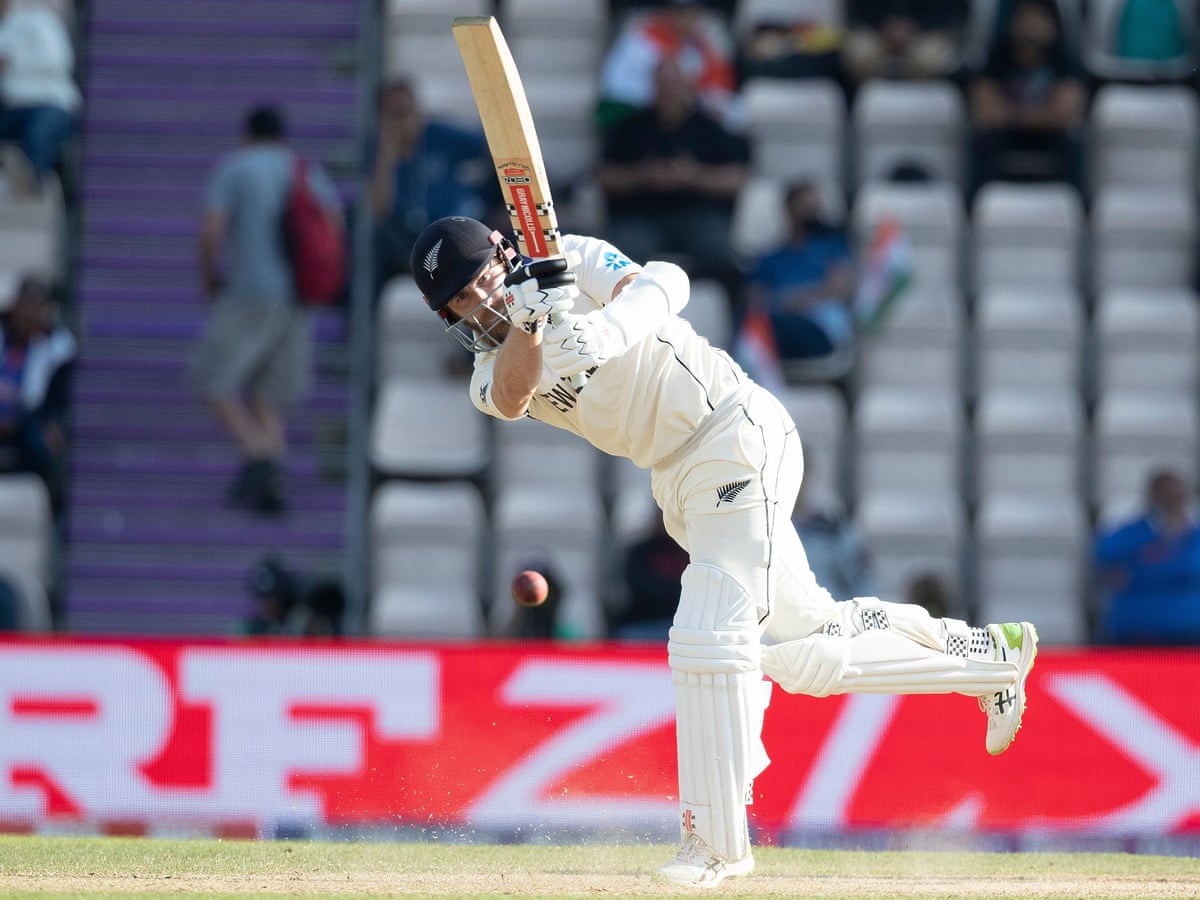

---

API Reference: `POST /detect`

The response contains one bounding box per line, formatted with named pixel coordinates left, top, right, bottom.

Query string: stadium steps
left=64, top=0, right=363, bottom=635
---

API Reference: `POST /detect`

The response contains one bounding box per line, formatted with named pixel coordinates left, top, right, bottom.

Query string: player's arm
left=543, top=238, right=691, bottom=377
left=490, top=327, right=543, bottom=419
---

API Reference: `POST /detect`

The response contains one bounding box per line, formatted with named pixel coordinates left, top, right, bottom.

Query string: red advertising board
left=0, top=638, right=1196, bottom=839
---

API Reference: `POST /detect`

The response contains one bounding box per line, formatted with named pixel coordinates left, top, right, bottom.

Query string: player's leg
left=661, top=563, right=768, bottom=887
left=762, top=599, right=1039, bottom=754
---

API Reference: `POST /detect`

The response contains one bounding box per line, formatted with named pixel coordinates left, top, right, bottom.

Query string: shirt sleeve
left=562, top=233, right=642, bottom=307
left=468, top=350, right=525, bottom=421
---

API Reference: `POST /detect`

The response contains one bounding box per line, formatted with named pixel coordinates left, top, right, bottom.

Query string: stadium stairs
left=65, top=0, right=364, bottom=634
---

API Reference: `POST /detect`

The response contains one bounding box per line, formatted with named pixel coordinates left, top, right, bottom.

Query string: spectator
left=597, top=56, right=750, bottom=300
left=598, top=0, right=740, bottom=131
left=193, top=105, right=343, bottom=515
left=735, top=16, right=843, bottom=84
left=239, top=553, right=345, bottom=637
left=366, top=78, right=501, bottom=293
left=1094, top=468, right=1200, bottom=646
left=0, top=274, right=75, bottom=516
left=0, top=0, right=80, bottom=193
left=740, top=180, right=856, bottom=364
left=610, top=509, right=690, bottom=641
left=842, top=1, right=969, bottom=89
left=966, top=0, right=1086, bottom=200
left=903, top=570, right=953, bottom=619
left=791, top=472, right=877, bottom=602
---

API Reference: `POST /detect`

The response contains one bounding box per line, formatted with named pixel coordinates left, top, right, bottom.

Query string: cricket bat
left=452, top=15, right=562, bottom=261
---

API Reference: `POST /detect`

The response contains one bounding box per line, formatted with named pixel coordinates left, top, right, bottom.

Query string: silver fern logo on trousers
left=715, top=479, right=750, bottom=507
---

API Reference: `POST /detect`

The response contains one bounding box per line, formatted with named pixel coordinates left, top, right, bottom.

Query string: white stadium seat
left=743, top=78, right=846, bottom=187
left=975, top=285, right=1084, bottom=396
left=970, top=181, right=1084, bottom=290
left=855, top=489, right=965, bottom=604
left=1092, top=185, right=1197, bottom=291
left=853, top=386, right=963, bottom=500
left=1094, top=287, right=1200, bottom=396
left=376, top=276, right=462, bottom=383
left=1082, top=0, right=1198, bottom=83
left=369, top=480, right=487, bottom=638
left=0, top=473, right=53, bottom=630
left=975, top=492, right=1088, bottom=645
left=493, top=415, right=603, bottom=490
left=679, top=279, right=733, bottom=350
left=371, top=378, right=491, bottom=479
left=852, top=79, right=966, bottom=188
left=973, top=389, right=1085, bottom=502
left=1090, top=83, right=1199, bottom=193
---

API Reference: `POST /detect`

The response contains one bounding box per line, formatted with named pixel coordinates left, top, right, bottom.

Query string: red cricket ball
left=512, top=569, right=549, bottom=607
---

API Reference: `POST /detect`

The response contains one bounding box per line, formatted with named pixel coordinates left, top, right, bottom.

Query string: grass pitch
left=0, top=835, right=1198, bottom=899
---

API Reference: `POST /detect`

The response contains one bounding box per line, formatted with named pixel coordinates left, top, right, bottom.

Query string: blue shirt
left=1094, top=515, right=1200, bottom=645
left=385, top=121, right=490, bottom=229
left=746, top=229, right=854, bottom=347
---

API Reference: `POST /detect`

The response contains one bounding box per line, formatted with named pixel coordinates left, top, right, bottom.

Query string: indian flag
left=854, top=217, right=913, bottom=332
left=733, top=302, right=787, bottom=396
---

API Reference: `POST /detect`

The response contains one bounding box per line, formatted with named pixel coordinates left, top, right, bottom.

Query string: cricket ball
left=512, top=569, right=549, bottom=607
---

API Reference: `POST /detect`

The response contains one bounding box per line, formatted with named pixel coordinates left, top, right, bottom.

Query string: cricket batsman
left=407, top=216, right=1038, bottom=887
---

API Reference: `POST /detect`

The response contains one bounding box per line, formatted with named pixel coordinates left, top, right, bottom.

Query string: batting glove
left=503, top=256, right=580, bottom=334
left=541, top=309, right=623, bottom=377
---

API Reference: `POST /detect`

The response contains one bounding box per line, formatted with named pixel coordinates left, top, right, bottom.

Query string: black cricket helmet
left=411, top=216, right=520, bottom=351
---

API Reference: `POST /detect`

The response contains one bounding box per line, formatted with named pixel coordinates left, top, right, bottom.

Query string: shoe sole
left=659, top=855, right=755, bottom=887
left=990, top=622, right=1039, bottom=755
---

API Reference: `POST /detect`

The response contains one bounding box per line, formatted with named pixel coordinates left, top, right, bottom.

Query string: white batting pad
left=667, top=564, right=769, bottom=862
left=763, top=630, right=1018, bottom=697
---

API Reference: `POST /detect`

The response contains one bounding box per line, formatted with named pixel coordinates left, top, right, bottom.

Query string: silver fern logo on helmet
left=422, top=239, right=443, bottom=276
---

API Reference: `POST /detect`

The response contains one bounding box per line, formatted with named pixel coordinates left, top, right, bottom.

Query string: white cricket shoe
left=658, top=833, right=754, bottom=887
left=980, top=621, right=1039, bottom=755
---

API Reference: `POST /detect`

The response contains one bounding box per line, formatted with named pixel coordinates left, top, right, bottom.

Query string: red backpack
left=282, top=157, right=346, bottom=306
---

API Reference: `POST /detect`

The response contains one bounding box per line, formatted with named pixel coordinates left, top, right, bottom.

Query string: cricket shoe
left=658, top=833, right=754, bottom=888
left=980, top=621, right=1039, bottom=755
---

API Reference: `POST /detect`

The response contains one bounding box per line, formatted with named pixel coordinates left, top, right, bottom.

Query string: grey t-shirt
left=204, top=143, right=340, bottom=304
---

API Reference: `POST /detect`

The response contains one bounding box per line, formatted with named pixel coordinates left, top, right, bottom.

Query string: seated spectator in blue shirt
left=1094, top=468, right=1200, bottom=645
left=741, top=180, right=855, bottom=361
left=367, top=79, right=503, bottom=292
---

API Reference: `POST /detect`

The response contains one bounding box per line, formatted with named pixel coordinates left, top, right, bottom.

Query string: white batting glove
left=503, top=255, right=581, bottom=334
left=541, top=310, right=625, bottom=377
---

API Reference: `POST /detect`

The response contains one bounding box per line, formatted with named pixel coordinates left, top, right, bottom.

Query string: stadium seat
left=0, top=174, right=65, bottom=286
left=975, top=286, right=1084, bottom=396
left=370, top=378, right=491, bottom=479
left=853, top=386, right=963, bottom=500
left=521, top=77, right=599, bottom=185
left=1082, top=0, right=1198, bottom=83
left=970, top=182, right=1083, bottom=291
left=852, top=79, right=966, bottom=188
left=1094, top=287, right=1200, bottom=396
left=973, top=389, right=1085, bottom=502
left=975, top=492, right=1088, bottom=645
left=852, top=181, right=965, bottom=288
left=962, top=0, right=1084, bottom=72
left=858, top=283, right=964, bottom=391
left=855, top=489, right=965, bottom=604
left=1091, top=185, right=1197, bottom=291
left=493, top=415, right=603, bottom=490
left=376, top=276, right=463, bottom=383
left=385, top=0, right=490, bottom=37
left=679, top=279, right=732, bottom=350
left=1090, top=84, right=1199, bottom=193
left=0, top=473, right=53, bottom=631
left=369, top=480, right=487, bottom=638
left=742, top=78, right=846, bottom=187
left=608, top=456, right=657, bottom=548
left=777, top=383, right=848, bottom=509
left=491, top=484, right=608, bottom=639
left=1093, top=390, right=1198, bottom=508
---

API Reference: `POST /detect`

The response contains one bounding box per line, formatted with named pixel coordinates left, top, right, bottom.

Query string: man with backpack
left=193, top=105, right=344, bottom=514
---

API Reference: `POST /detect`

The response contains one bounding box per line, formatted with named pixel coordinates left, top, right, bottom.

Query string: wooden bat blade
left=452, top=15, right=561, bottom=258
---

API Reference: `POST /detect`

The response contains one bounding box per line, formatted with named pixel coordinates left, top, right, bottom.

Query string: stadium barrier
left=0, top=637, right=1196, bottom=852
